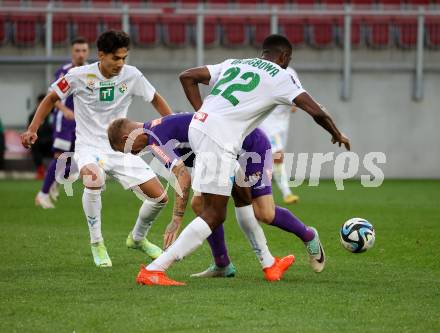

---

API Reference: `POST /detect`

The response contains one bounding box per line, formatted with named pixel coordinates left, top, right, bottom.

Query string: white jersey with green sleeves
left=51, top=62, right=156, bottom=151
left=190, top=58, right=305, bottom=153
left=259, top=67, right=302, bottom=137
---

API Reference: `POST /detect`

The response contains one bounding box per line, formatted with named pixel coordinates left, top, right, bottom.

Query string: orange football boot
left=136, top=265, right=186, bottom=286
left=263, top=255, right=295, bottom=282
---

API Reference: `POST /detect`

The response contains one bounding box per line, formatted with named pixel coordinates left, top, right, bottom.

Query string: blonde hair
left=107, top=118, right=130, bottom=151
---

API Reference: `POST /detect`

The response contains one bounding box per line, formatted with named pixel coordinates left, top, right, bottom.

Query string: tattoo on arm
left=172, top=165, right=190, bottom=221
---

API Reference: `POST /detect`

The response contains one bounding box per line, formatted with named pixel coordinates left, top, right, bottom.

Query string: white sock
left=147, top=217, right=212, bottom=271
left=132, top=200, right=166, bottom=241
left=82, top=188, right=103, bottom=244
left=235, top=205, right=275, bottom=269
left=273, top=162, right=292, bottom=197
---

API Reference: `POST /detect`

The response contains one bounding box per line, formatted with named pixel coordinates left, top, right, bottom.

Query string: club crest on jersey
left=193, top=112, right=208, bottom=122
left=86, top=74, right=96, bottom=92
left=151, top=118, right=162, bottom=127
left=57, top=78, right=70, bottom=93
left=118, top=82, right=127, bottom=94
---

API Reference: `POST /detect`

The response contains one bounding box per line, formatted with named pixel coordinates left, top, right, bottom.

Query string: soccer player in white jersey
left=22, top=30, right=173, bottom=268
left=136, top=34, right=350, bottom=286
left=259, top=67, right=300, bottom=204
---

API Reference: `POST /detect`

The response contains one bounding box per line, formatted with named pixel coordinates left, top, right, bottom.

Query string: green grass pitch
left=1, top=179, right=439, bottom=332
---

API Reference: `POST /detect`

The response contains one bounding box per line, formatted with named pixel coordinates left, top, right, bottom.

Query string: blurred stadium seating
left=0, top=0, right=439, bottom=48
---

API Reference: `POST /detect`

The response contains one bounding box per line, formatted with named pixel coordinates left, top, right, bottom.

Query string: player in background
left=259, top=67, right=300, bottom=204
left=22, top=30, right=173, bottom=268
left=134, top=34, right=350, bottom=285
left=108, top=114, right=300, bottom=281
left=35, top=37, right=89, bottom=209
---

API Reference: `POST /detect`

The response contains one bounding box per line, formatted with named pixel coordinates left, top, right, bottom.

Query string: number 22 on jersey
left=210, top=67, right=260, bottom=106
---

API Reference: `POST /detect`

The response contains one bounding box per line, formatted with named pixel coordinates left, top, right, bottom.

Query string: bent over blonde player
left=136, top=34, right=350, bottom=286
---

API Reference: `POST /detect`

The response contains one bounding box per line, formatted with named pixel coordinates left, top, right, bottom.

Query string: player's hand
left=332, top=133, right=351, bottom=151
left=63, top=109, right=75, bottom=120
left=21, top=130, right=38, bottom=149
left=163, top=220, right=182, bottom=250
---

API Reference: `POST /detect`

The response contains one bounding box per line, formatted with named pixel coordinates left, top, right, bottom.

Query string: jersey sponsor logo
left=193, top=111, right=208, bottom=122
left=118, top=82, right=127, bottom=94
left=99, top=81, right=115, bottom=88
left=151, top=118, right=162, bottom=128
left=57, top=78, right=70, bottom=93
left=99, top=87, right=114, bottom=101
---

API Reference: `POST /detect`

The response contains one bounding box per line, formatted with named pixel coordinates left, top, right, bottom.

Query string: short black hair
left=71, top=36, right=88, bottom=46
left=262, top=34, right=292, bottom=54
left=97, top=30, right=130, bottom=54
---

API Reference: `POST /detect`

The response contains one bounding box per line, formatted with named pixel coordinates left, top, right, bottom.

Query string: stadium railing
left=0, top=1, right=439, bottom=100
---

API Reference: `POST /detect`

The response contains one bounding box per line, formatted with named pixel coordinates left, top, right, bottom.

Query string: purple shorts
left=240, top=129, right=273, bottom=199
left=52, top=111, right=75, bottom=153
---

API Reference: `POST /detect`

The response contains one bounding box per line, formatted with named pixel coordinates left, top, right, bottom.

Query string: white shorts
left=189, top=127, right=238, bottom=196
left=74, top=145, right=156, bottom=190
left=267, top=130, right=288, bottom=153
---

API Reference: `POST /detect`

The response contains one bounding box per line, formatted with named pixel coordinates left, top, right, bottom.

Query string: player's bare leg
left=126, top=177, right=168, bottom=259
left=190, top=194, right=236, bottom=278
left=35, top=152, right=64, bottom=209
left=273, top=151, right=299, bottom=204
left=80, top=164, right=111, bottom=267
left=253, top=194, right=325, bottom=272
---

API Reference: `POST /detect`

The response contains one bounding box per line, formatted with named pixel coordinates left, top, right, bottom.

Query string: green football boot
left=91, top=241, right=112, bottom=268
left=126, top=233, right=163, bottom=260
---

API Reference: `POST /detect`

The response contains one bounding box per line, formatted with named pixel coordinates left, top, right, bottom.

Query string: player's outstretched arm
left=294, top=92, right=351, bottom=151
left=151, top=92, right=173, bottom=117
left=179, top=66, right=211, bottom=111
left=21, top=91, right=60, bottom=148
left=163, top=161, right=192, bottom=249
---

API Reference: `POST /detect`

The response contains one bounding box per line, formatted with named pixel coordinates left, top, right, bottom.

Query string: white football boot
left=304, top=227, right=325, bottom=273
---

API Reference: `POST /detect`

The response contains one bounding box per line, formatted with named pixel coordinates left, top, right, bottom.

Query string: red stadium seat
left=364, top=16, right=392, bottom=48
left=406, top=0, right=430, bottom=4
left=90, top=0, right=114, bottom=4
left=162, top=16, right=190, bottom=47
left=206, top=0, right=230, bottom=4
left=52, top=15, right=70, bottom=45
left=266, top=0, right=291, bottom=4
left=11, top=15, right=41, bottom=46
left=236, top=0, right=259, bottom=5
left=395, top=17, right=418, bottom=48
left=102, top=16, right=122, bottom=31
left=60, top=0, right=85, bottom=6
left=192, top=16, right=220, bottom=47
left=293, top=0, right=316, bottom=6
left=379, top=0, right=403, bottom=5
left=121, top=0, right=143, bottom=6
left=0, top=14, right=7, bottom=44
left=219, top=16, right=249, bottom=47
left=320, top=0, right=345, bottom=5
left=131, top=15, right=159, bottom=46
left=426, top=17, right=440, bottom=49
left=350, top=0, right=375, bottom=6
left=335, top=17, right=362, bottom=47
left=72, top=16, right=100, bottom=43
left=279, top=17, right=306, bottom=46
left=249, top=17, right=271, bottom=47
left=308, top=17, right=336, bottom=47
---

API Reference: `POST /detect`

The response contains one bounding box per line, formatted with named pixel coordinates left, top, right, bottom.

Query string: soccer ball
left=340, top=218, right=375, bottom=253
